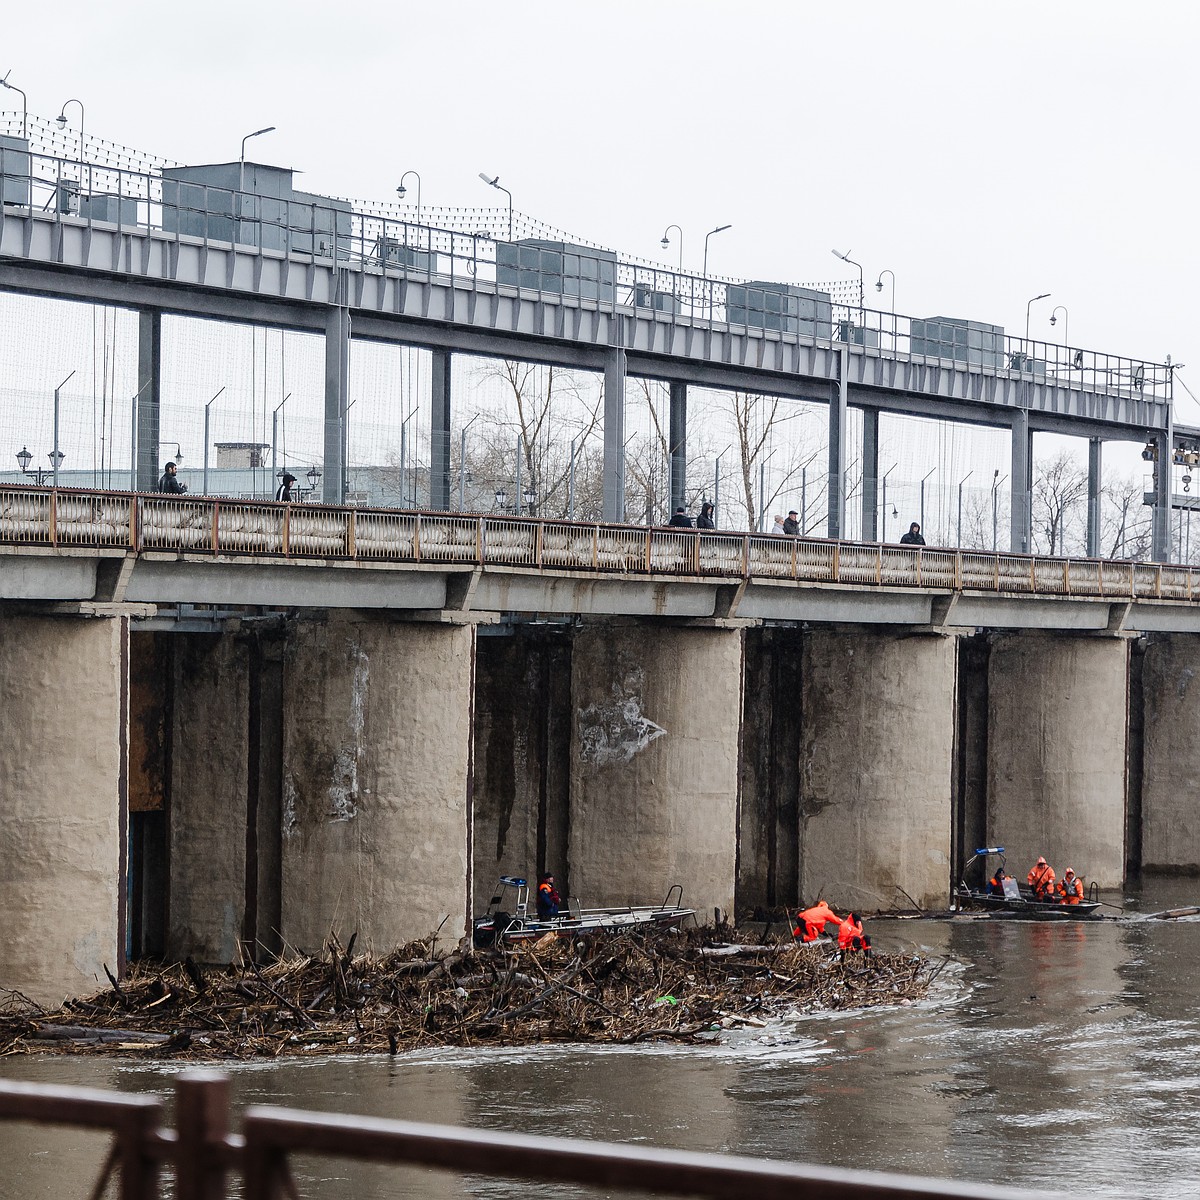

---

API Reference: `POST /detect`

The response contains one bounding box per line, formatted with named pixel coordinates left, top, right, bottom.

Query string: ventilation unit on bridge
left=160, top=162, right=351, bottom=258
left=0, top=135, right=31, bottom=206
left=496, top=240, right=617, bottom=304
left=725, top=282, right=833, bottom=339
left=910, top=316, right=1006, bottom=369
left=375, top=237, right=435, bottom=274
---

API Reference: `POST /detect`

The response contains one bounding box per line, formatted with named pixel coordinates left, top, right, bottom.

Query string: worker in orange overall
left=793, top=900, right=842, bottom=943
left=1027, top=856, right=1056, bottom=899
left=837, top=911, right=871, bottom=956
left=1058, top=867, right=1084, bottom=905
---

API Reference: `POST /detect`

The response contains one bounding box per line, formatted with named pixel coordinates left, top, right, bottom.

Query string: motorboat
left=473, top=876, right=696, bottom=947
left=952, top=847, right=1101, bottom=919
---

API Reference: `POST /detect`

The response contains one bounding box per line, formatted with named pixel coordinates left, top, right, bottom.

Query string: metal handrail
left=1, top=483, right=1195, bottom=603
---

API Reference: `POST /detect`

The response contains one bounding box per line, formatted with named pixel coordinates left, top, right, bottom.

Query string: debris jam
left=0, top=929, right=936, bottom=1060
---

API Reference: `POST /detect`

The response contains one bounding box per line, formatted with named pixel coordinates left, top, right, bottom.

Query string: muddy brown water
left=4, top=877, right=1200, bottom=1199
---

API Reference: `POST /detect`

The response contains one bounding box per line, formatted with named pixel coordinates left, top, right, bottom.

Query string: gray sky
left=2, top=0, right=1198, bottom=538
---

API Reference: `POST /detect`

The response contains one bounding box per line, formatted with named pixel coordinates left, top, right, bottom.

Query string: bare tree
left=1102, top=473, right=1153, bottom=560
left=1032, top=450, right=1089, bottom=556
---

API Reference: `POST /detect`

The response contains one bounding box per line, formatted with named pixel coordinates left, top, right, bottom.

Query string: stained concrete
left=281, top=617, right=475, bottom=951
left=0, top=615, right=126, bottom=1005
left=987, top=634, right=1128, bottom=888
left=799, top=629, right=957, bottom=912
left=168, top=633, right=250, bottom=962
left=569, top=624, right=742, bottom=920
left=472, top=631, right=571, bottom=913
left=1140, top=634, right=1200, bottom=872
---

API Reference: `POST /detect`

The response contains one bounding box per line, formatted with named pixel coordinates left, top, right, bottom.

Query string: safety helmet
left=1036, top=856, right=1047, bottom=866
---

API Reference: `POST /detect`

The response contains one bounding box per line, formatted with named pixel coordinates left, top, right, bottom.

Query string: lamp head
left=16, top=446, right=31, bottom=473
left=1050, top=314, right=1057, bottom=325
left=55, top=114, right=67, bottom=129
left=712, top=223, right=732, bottom=234
left=875, top=280, right=883, bottom=291
left=479, top=172, right=498, bottom=186
left=661, top=235, right=669, bottom=248
left=396, top=184, right=407, bottom=198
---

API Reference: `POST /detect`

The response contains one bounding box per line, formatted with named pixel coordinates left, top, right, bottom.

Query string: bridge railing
left=0, top=143, right=1168, bottom=401
left=0, top=1071, right=1048, bottom=1200
left=1, top=483, right=1195, bottom=603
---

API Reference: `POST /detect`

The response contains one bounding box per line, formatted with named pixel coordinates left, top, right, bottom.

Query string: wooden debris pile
left=0, top=928, right=935, bottom=1061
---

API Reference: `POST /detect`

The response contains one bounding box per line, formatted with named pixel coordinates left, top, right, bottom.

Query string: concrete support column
left=0, top=615, right=128, bottom=1005
left=827, top=345, right=848, bottom=539
left=799, top=629, right=956, bottom=911
left=669, top=381, right=687, bottom=515
left=1152, top=426, right=1173, bottom=562
left=430, top=349, right=452, bottom=511
left=987, top=634, right=1128, bottom=888
left=136, top=309, right=162, bottom=492
left=569, top=623, right=743, bottom=920
left=861, top=408, right=879, bottom=542
left=602, top=347, right=627, bottom=522
left=1139, top=634, right=1200, bottom=871
left=322, top=300, right=350, bottom=504
left=1087, top=437, right=1103, bottom=558
left=1010, top=409, right=1032, bottom=554
left=281, top=617, right=476, bottom=950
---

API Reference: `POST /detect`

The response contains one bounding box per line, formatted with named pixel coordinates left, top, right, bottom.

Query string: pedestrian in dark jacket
left=782, top=510, right=800, bottom=535
left=696, top=502, right=716, bottom=529
left=157, top=462, right=187, bottom=493
left=668, top=506, right=694, bottom=528
left=899, top=521, right=926, bottom=545
left=275, top=472, right=297, bottom=501
left=536, top=873, right=561, bottom=920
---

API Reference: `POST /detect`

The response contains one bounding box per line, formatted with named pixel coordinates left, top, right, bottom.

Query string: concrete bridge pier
left=986, top=633, right=1129, bottom=888
left=0, top=613, right=129, bottom=1006
left=568, top=622, right=743, bottom=921
left=798, top=628, right=957, bottom=913
left=280, top=615, right=477, bottom=952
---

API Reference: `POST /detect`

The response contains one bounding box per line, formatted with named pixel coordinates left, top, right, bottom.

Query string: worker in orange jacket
left=1058, top=868, right=1084, bottom=905
left=837, top=912, right=871, bottom=955
left=793, top=900, right=842, bottom=943
left=1027, top=856, right=1056, bottom=899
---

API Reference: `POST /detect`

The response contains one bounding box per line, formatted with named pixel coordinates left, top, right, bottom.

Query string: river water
left=5, top=877, right=1200, bottom=1199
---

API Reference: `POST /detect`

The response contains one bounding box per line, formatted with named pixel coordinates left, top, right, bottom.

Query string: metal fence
left=0, top=142, right=1168, bottom=402
left=0, top=1071, right=1052, bottom=1200
left=2, top=483, right=1196, bottom=602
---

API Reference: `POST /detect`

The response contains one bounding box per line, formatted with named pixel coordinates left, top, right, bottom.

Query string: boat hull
left=953, top=889, right=1101, bottom=919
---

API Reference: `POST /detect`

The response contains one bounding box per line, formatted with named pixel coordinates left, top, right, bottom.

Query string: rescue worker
left=987, top=868, right=1008, bottom=896
left=837, top=911, right=871, bottom=955
left=1058, top=867, right=1084, bottom=905
left=793, top=900, right=842, bottom=943
left=536, top=873, right=561, bottom=920
left=1027, top=856, right=1056, bottom=900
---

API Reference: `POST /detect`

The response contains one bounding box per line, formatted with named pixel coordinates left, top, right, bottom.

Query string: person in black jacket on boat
left=536, top=873, right=561, bottom=919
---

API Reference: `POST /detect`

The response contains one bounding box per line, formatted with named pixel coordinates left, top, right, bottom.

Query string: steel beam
left=323, top=301, right=349, bottom=504
left=669, top=381, right=687, bottom=515
left=861, top=408, right=879, bottom=542
left=430, top=349, right=452, bottom=511
left=1010, top=409, right=1032, bottom=554
left=1152, top=426, right=1173, bottom=562
left=135, top=310, right=161, bottom=492
left=1087, top=438, right=1103, bottom=558
left=602, top=346, right=627, bottom=522
left=827, top=346, right=848, bottom=539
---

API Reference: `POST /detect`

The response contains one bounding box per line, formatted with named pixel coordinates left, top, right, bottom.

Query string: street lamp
left=1050, top=305, right=1069, bottom=348
left=15, top=446, right=63, bottom=485
left=397, top=170, right=422, bottom=224
left=919, top=467, right=936, bottom=537
left=55, top=98, right=87, bottom=195
left=1025, top=292, right=1051, bottom=350
left=239, top=125, right=276, bottom=195
left=0, top=71, right=28, bottom=140
left=660, top=224, right=684, bottom=271
left=202, top=386, right=226, bottom=496
left=714, top=444, right=732, bottom=530
left=957, top=469, right=974, bottom=547
left=399, top=407, right=418, bottom=509
left=271, top=393, right=291, bottom=487
left=992, top=469, right=1007, bottom=551
left=702, top=224, right=732, bottom=280
left=459, top=413, right=480, bottom=511
left=478, top=172, right=513, bottom=241
left=832, top=249, right=865, bottom=318
left=494, top=487, right=508, bottom=512
left=306, top=465, right=322, bottom=499
left=874, top=269, right=896, bottom=313
left=522, top=486, right=537, bottom=516
left=881, top=462, right=898, bottom=542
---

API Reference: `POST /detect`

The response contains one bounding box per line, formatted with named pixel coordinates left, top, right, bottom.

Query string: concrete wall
left=0, top=615, right=126, bottom=1005
left=799, top=630, right=957, bottom=912
left=569, top=623, right=742, bottom=920
left=281, top=617, right=475, bottom=951
left=1140, top=634, right=1200, bottom=872
left=472, top=631, right=571, bottom=913
left=987, top=634, right=1128, bottom=888
left=169, top=633, right=250, bottom=962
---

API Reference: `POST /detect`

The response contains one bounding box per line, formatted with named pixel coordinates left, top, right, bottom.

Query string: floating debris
left=0, top=928, right=932, bottom=1061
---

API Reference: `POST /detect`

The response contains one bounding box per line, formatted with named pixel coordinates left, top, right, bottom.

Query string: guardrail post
left=116, top=1102, right=163, bottom=1200
left=348, top=508, right=357, bottom=558
left=174, top=1071, right=231, bottom=1200
left=49, top=490, right=58, bottom=546
left=211, top=501, right=220, bottom=555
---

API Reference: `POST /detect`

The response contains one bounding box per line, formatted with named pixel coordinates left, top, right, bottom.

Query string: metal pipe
left=399, top=407, right=417, bottom=509
left=957, top=470, right=974, bottom=547
left=459, top=413, right=480, bottom=511
left=52, top=371, right=74, bottom=488
left=919, top=468, right=936, bottom=540
left=0, top=73, right=28, bottom=140
left=202, top=387, right=226, bottom=496
left=271, top=393, right=291, bottom=491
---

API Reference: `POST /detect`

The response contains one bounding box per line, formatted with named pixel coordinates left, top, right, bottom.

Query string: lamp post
left=660, top=224, right=684, bottom=271
left=50, top=369, right=74, bottom=489
left=128, top=378, right=153, bottom=492
left=271, top=393, right=291, bottom=488
left=396, top=170, right=422, bottom=225
left=919, top=467, right=936, bottom=537
left=399, top=407, right=418, bottom=509
left=714, top=444, right=731, bottom=530
left=239, top=126, right=275, bottom=191
left=702, top=224, right=731, bottom=281
left=757, top=449, right=777, bottom=533
left=306, top=465, right=322, bottom=501
left=202, top=386, right=226, bottom=496
left=0, top=72, right=28, bottom=140
left=992, top=470, right=1007, bottom=550
left=478, top=172, right=513, bottom=241
left=874, top=269, right=895, bottom=312
left=1050, top=305, right=1069, bottom=349
left=459, top=413, right=480, bottom=511
left=15, top=446, right=62, bottom=485
left=881, top=462, right=898, bottom=543
left=957, top=469, right=974, bottom=547
left=1025, top=292, right=1051, bottom=357
left=832, top=249, right=865, bottom=320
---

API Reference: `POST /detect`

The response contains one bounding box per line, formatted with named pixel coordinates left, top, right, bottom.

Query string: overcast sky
left=3, top=1, right=1198, bottom=533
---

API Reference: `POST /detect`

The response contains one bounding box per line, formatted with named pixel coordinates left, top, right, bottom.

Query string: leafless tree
left=1032, top=450, right=1089, bottom=556
left=1102, top=473, right=1153, bottom=560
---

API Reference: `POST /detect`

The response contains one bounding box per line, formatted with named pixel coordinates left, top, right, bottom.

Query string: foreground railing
left=0, top=484, right=1195, bottom=603
left=0, top=1072, right=1051, bottom=1200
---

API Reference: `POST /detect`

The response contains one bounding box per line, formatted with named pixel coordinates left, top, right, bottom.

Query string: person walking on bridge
left=1058, top=868, right=1084, bottom=905
left=900, top=521, right=925, bottom=545
left=1027, top=856, right=1056, bottom=899
left=157, top=461, right=187, bottom=493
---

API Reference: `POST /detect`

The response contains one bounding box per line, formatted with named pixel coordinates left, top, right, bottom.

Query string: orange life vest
left=1059, top=876, right=1083, bottom=904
